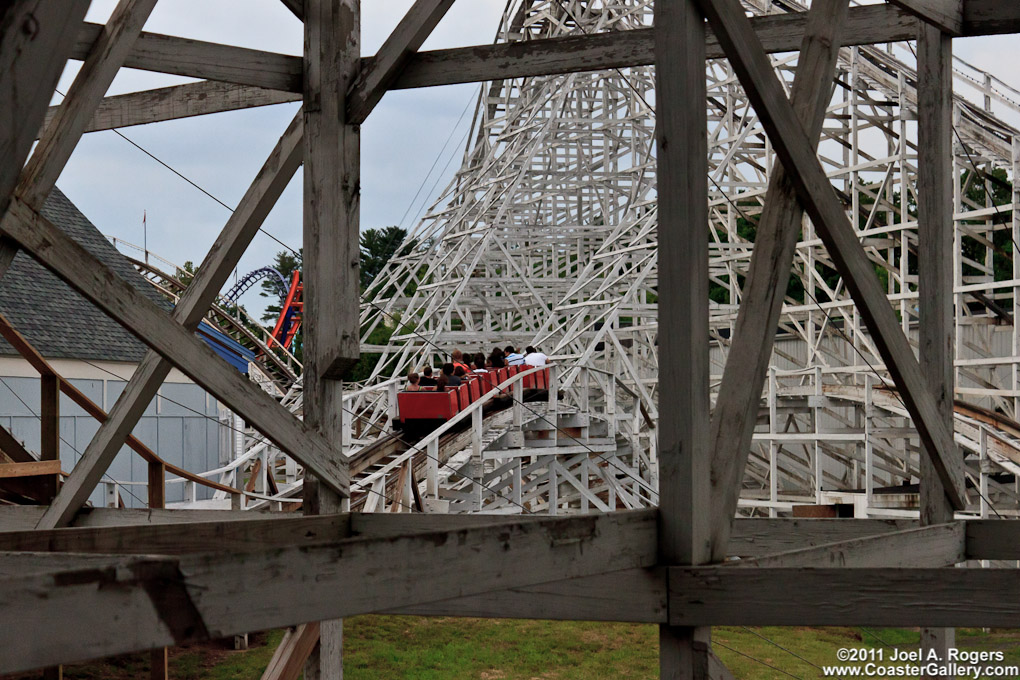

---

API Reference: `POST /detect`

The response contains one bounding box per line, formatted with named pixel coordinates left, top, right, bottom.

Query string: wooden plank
left=43, top=81, right=301, bottom=135
left=0, top=510, right=657, bottom=673
left=389, top=568, right=668, bottom=623
left=731, top=522, right=965, bottom=568
left=0, top=514, right=351, bottom=554
left=965, top=520, right=1020, bottom=560
left=36, top=111, right=310, bottom=529
left=278, top=0, right=304, bottom=21
left=304, top=0, right=361, bottom=380
left=0, top=506, right=271, bottom=531
left=916, top=22, right=959, bottom=669
left=71, top=22, right=303, bottom=92
left=691, top=0, right=965, bottom=508
left=0, top=198, right=349, bottom=509
left=261, top=623, right=320, bottom=680
left=668, top=567, right=1020, bottom=627
left=392, top=5, right=915, bottom=91
left=963, top=0, right=1020, bottom=34
left=18, top=0, right=159, bottom=209
left=917, top=23, right=961, bottom=528
left=346, top=0, right=455, bottom=124
left=0, top=460, right=62, bottom=479
left=706, top=0, right=850, bottom=562
left=656, top=0, right=712, bottom=676
left=353, top=513, right=921, bottom=556
left=56, top=4, right=1020, bottom=99
left=889, top=0, right=964, bottom=35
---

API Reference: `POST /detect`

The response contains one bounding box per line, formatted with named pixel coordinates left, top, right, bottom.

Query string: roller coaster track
left=125, top=254, right=302, bottom=390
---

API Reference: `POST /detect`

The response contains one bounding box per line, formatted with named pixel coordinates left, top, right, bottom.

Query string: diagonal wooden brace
left=707, top=0, right=852, bottom=561
left=34, top=111, right=316, bottom=528
left=692, top=0, right=966, bottom=509
left=0, top=193, right=348, bottom=509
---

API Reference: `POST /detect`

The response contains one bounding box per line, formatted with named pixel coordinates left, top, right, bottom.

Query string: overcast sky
left=51, top=2, right=1020, bottom=320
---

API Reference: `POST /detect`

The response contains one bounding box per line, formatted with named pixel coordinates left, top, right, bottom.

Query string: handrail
left=0, top=313, right=241, bottom=498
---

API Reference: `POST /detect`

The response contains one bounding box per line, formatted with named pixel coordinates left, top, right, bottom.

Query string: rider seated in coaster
left=443, top=362, right=462, bottom=386
left=419, top=365, right=437, bottom=387
left=405, top=372, right=421, bottom=391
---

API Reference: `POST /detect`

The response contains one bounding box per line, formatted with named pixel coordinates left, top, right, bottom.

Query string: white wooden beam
left=707, top=0, right=850, bottom=562
left=0, top=510, right=657, bottom=674
left=690, top=0, right=966, bottom=508
left=346, top=0, right=455, bottom=124
left=36, top=111, right=310, bottom=529
left=669, top=566, right=1020, bottom=627
left=0, top=197, right=349, bottom=502
left=888, top=0, right=964, bottom=35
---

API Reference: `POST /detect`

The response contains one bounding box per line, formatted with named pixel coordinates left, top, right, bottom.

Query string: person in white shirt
left=523, top=346, right=547, bottom=366
left=504, top=345, right=525, bottom=366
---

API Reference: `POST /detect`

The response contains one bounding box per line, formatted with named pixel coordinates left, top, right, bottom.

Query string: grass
left=11, top=619, right=1020, bottom=679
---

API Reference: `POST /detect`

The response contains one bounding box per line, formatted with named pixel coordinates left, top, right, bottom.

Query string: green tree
left=360, top=226, right=409, bottom=291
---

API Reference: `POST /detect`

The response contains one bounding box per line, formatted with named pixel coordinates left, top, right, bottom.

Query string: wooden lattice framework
left=2, top=0, right=1020, bottom=678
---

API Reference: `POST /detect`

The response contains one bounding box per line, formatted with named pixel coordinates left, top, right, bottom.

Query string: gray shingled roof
left=0, top=188, right=171, bottom=363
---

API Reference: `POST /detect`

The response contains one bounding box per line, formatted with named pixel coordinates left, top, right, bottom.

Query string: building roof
left=0, top=188, right=170, bottom=363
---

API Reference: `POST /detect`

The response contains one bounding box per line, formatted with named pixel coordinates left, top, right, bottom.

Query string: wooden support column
left=39, top=373, right=60, bottom=502
left=917, top=21, right=960, bottom=675
left=303, top=0, right=361, bottom=677
left=655, top=0, right=713, bottom=677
